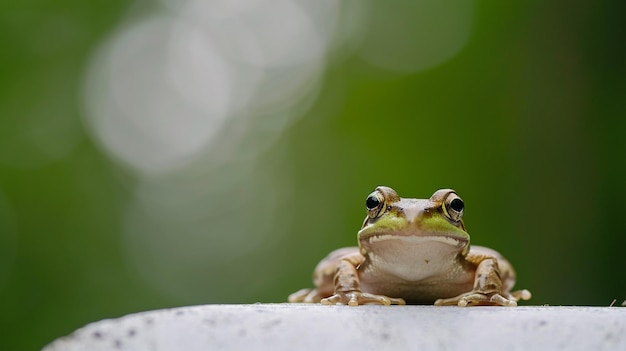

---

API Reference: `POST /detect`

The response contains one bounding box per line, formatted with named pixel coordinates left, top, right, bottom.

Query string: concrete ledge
left=43, top=304, right=626, bottom=350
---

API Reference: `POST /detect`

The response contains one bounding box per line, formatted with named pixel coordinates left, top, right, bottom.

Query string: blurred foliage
left=1, top=1, right=625, bottom=350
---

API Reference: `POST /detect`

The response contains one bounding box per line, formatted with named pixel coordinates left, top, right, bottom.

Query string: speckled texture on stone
left=43, top=304, right=626, bottom=351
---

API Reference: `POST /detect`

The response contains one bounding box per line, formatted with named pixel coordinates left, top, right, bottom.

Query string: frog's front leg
left=435, top=257, right=527, bottom=307
left=321, top=253, right=406, bottom=306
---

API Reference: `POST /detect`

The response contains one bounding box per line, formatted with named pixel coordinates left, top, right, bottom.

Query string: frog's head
left=357, top=186, right=470, bottom=280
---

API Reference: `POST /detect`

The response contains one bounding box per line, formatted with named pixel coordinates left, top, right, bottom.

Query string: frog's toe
left=288, top=288, right=312, bottom=303
left=510, top=289, right=532, bottom=301
left=288, top=288, right=325, bottom=303
left=388, top=297, right=407, bottom=305
left=321, top=291, right=405, bottom=306
left=357, top=292, right=391, bottom=305
left=487, top=293, right=517, bottom=307
left=320, top=293, right=344, bottom=305
left=434, top=295, right=459, bottom=306
left=352, top=292, right=406, bottom=305
left=435, top=292, right=518, bottom=307
left=321, top=291, right=386, bottom=306
left=455, top=293, right=492, bottom=307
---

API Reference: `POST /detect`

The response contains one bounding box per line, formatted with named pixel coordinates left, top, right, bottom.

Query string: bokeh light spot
left=83, top=16, right=232, bottom=175
left=358, top=0, right=473, bottom=73
left=82, top=0, right=339, bottom=301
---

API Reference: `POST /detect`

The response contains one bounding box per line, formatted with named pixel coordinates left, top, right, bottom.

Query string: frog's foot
left=320, top=291, right=406, bottom=306
left=288, top=288, right=325, bottom=303
left=434, top=291, right=519, bottom=307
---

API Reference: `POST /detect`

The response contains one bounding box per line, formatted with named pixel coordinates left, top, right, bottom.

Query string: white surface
left=43, top=304, right=626, bottom=351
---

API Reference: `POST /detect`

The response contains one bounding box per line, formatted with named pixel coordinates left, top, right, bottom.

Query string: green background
left=1, top=1, right=625, bottom=350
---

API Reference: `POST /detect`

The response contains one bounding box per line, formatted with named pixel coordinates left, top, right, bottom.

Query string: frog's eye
left=442, top=193, right=464, bottom=222
left=366, top=191, right=386, bottom=218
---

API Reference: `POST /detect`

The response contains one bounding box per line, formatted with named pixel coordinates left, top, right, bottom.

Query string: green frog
left=288, top=186, right=531, bottom=306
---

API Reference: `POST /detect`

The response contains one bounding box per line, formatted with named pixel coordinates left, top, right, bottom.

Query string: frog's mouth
left=364, top=233, right=468, bottom=247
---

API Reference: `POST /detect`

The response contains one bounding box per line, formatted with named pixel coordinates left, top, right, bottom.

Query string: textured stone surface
left=44, top=304, right=626, bottom=351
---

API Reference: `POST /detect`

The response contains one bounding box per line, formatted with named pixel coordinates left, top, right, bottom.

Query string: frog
left=288, top=186, right=531, bottom=306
